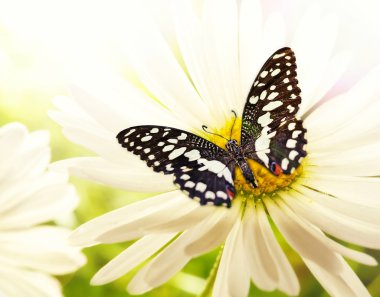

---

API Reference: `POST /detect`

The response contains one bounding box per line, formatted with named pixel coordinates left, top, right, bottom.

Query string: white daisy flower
left=51, top=0, right=380, bottom=296
left=0, top=123, right=86, bottom=297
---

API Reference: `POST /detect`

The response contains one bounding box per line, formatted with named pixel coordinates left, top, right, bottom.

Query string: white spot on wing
left=185, top=181, right=195, bottom=188
left=260, top=90, right=267, bottom=100
left=260, top=71, right=268, bottom=78
left=197, top=159, right=233, bottom=184
left=184, top=149, right=201, bottom=162
left=286, top=139, right=297, bottom=148
left=263, top=101, right=282, bottom=111
left=163, top=145, right=174, bottom=152
left=150, top=128, right=159, bottom=133
left=254, top=126, right=272, bottom=166
left=125, top=129, right=136, bottom=137
left=178, top=133, right=187, bottom=140
left=273, top=53, right=285, bottom=59
left=267, top=92, right=279, bottom=100
left=180, top=174, right=190, bottom=180
left=289, top=150, right=299, bottom=160
left=282, top=158, right=289, bottom=170
left=196, top=182, right=207, bottom=193
left=205, top=191, right=216, bottom=199
left=168, top=147, right=187, bottom=160
left=217, top=191, right=228, bottom=199
left=287, top=105, right=295, bottom=113
left=249, top=96, right=259, bottom=104
left=292, top=130, right=302, bottom=138
left=141, top=135, right=152, bottom=142
left=258, top=112, right=272, bottom=126
left=271, top=69, right=281, bottom=76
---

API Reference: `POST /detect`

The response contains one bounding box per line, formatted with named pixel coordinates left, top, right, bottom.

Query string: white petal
left=0, top=177, right=78, bottom=229
left=8, top=131, right=50, bottom=184
left=305, top=51, right=351, bottom=115
left=202, top=0, right=242, bottom=114
left=242, top=207, right=277, bottom=291
left=213, top=219, right=250, bottom=297
left=307, top=142, right=380, bottom=176
left=0, top=123, right=27, bottom=179
left=0, top=171, right=63, bottom=213
left=67, top=74, right=183, bottom=131
left=239, top=0, right=263, bottom=102
left=291, top=6, right=340, bottom=116
left=265, top=199, right=343, bottom=273
left=91, top=233, right=176, bottom=285
left=297, top=173, right=380, bottom=209
left=119, top=3, right=211, bottom=129
left=256, top=203, right=300, bottom=296
left=0, top=227, right=85, bottom=275
left=307, top=96, right=380, bottom=153
left=184, top=205, right=237, bottom=257
left=282, top=187, right=380, bottom=249
left=51, top=157, right=175, bottom=193
left=0, top=267, right=62, bottom=297
left=49, top=110, right=128, bottom=163
left=96, top=197, right=211, bottom=243
left=305, top=256, right=371, bottom=297
left=306, top=64, right=380, bottom=142
left=127, top=209, right=231, bottom=295
left=280, top=190, right=377, bottom=265
left=69, top=191, right=201, bottom=246
left=171, top=0, right=223, bottom=126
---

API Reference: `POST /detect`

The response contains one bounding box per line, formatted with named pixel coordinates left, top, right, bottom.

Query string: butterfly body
left=117, top=47, right=307, bottom=207
left=225, top=139, right=258, bottom=188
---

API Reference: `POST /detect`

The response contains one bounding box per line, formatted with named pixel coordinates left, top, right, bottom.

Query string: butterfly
left=117, top=47, right=307, bottom=207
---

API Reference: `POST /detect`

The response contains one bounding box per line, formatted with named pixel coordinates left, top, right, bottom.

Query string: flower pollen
left=201, top=115, right=302, bottom=200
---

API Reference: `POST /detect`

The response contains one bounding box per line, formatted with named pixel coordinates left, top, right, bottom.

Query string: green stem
left=197, top=245, right=224, bottom=297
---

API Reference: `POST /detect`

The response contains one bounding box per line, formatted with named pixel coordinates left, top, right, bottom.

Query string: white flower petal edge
left=0, top=123, right=85, bottom=297
left=213, top=219, right=250, bottom=297
left=305, top=257, right=371, bottom=297
left=50, top=157, right=175, bottom=192
left=0, top=267, right=62, bottom=297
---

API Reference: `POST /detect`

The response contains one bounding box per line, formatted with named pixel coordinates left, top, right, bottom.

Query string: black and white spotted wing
left=241, top=47, right=307, bottom=175
left=117, top=126, right=235, bottom=207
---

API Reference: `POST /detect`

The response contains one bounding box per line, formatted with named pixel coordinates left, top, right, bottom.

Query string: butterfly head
left=225, top=139, right=239, bottom=152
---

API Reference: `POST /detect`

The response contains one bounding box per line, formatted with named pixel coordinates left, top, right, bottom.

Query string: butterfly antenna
left=229, top=110, right=238, bottom=140
left=202, top=125, right=229, bottom=141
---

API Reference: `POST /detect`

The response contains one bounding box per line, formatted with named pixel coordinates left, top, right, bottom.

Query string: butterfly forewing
left=241, top=47, right=307, bottom=174
left=117, top=126, right=235, bottom=207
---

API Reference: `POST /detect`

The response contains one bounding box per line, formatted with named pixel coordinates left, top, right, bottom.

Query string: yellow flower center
left=199, top=116, right=302, bottom=200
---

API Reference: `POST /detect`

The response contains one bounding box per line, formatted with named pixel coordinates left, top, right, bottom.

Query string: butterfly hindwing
left=117, top=126, right=235, bottom=207
left=241, top=47, right=307, bottom=174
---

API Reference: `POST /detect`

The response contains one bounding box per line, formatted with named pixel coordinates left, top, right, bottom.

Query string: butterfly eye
left=270, top=161, right=283, bottom=176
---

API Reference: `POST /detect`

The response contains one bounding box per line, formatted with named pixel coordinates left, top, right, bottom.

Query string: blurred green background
left=0, top=2, right=379, bottom=296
